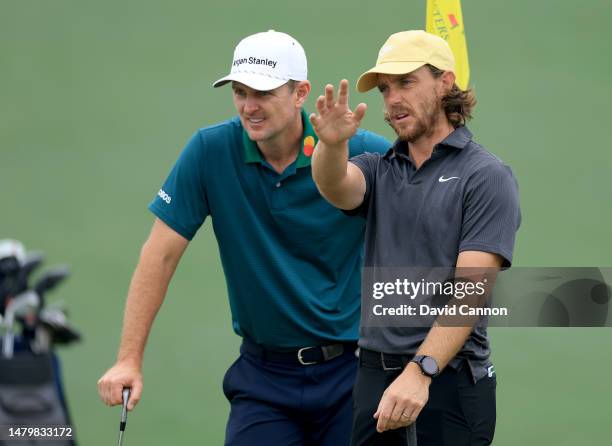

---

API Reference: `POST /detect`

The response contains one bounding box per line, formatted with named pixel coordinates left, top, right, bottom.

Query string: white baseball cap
left=213, top=30, right=308, bottom=91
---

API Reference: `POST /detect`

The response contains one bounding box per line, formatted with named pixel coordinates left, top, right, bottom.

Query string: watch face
left=421, top=357, right=439, bottom=376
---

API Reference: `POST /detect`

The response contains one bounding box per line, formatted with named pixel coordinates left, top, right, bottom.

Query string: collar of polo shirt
left=385, top=125, right=473, bottom=160
left=242, top=109, right=318, bottom=168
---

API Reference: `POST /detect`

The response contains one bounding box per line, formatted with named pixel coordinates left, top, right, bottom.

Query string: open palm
left=309, top=79, right=367, bottom=146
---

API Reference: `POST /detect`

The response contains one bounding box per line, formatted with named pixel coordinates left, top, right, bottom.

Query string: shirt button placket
left=270, top=179, right=283, bottom=210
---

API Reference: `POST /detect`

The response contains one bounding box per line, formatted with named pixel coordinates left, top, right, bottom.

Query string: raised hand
left=309, top=79, right=367, bottom=146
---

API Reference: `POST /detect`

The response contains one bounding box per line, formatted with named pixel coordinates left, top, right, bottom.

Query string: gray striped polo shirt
left=347, top=125, right=521, bottom=381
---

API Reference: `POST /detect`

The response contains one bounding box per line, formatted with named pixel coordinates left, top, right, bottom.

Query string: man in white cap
left=97, top=30, right=390, bottom=444
left=310, top=30, right=520, bottom=445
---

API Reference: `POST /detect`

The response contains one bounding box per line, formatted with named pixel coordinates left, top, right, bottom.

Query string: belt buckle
left=380, top=352, right=402, bottom=371
left=297, top=346, right=317, bottom=365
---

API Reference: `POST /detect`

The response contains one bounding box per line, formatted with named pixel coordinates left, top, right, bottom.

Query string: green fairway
left=1, top=0, right=611, bottom=444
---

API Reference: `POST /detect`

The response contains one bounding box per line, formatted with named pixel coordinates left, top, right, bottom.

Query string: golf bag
left=0, top=351, right=76, bottom=445
left=0, top=240, right=79, bottom=445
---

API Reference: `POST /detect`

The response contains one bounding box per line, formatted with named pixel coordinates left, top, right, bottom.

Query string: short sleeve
left=343, top=152, right=381, bottom=218
left=459, top=164, right=521, bottom=267
left=349, top=129, right=391, bottom=157
left=148, top=131, right=210, bottom=240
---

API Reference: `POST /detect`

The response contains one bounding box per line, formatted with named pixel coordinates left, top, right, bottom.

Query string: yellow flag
left=426, top=0, right=470, bottom=90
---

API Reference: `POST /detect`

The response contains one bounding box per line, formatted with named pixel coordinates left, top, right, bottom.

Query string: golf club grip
left=406, top=422, right=417, bottom=446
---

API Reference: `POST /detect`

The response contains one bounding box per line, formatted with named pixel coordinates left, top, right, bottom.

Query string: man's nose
left=386, top=85, right=402, bottom=106
left=244, top=96, right=260, bottom=114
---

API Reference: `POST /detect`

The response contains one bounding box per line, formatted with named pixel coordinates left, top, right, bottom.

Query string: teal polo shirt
left=149, top=110, right=390, bottom=349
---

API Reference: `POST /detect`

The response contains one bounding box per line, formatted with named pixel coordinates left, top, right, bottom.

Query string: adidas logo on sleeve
left=157, top=189, right=172, bottom=204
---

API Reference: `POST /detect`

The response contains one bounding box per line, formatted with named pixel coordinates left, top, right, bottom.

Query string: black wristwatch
left=410, top=355, right=440, bottom=378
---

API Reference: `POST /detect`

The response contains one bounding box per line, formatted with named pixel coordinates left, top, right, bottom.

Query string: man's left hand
left=374, top=362, right=431, bottom=432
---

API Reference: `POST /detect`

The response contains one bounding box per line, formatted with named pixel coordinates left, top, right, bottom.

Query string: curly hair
left=427, top=64, right=476, bottom=128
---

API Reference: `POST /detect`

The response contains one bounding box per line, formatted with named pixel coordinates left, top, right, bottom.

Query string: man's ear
left=440, top=71, right=456, bottom=94
left=295, top=80, right=311, bottom=108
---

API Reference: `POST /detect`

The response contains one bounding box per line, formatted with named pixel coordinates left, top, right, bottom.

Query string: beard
left=384, top=96, right=440, bottom=143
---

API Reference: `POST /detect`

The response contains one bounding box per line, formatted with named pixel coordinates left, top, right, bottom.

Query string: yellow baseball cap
left=356, top=30, right=455, bottom=93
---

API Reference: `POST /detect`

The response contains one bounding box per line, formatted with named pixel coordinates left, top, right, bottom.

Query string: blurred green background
left=2, top=0, right=611, bottom=444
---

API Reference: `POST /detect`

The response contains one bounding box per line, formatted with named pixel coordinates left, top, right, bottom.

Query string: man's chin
left=391, top=125, right=419, bottom=143
left=244, top=128, right=268, bottom=142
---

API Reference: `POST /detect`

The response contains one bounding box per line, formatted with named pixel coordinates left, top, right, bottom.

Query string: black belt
left=241, top=338, right=357, bottom=366
left=359, top=348, right=415, bottom=371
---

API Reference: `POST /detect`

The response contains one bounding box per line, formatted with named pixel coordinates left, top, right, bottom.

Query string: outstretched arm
left=310, top=79, right=368, bottom=210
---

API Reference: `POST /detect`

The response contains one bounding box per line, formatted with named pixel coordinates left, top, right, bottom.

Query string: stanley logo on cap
left=233, top=57, right=278, bottom=69
left=213, top=30, right=307, bottom=91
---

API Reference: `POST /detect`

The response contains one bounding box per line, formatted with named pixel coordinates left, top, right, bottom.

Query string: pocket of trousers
left=222, top=354, right=243, bottom=401
left=456, top=367, right=497, bottom=443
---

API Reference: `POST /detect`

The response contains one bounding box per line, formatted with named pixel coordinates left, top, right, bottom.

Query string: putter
left=117, top=387, right=131, bottom=446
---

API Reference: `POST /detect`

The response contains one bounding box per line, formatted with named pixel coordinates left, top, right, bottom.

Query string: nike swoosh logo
left=438, top=176, right=460, bottom=182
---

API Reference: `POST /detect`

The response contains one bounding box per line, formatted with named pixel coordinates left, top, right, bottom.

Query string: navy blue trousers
left=223, top=343, right=358, bottom=445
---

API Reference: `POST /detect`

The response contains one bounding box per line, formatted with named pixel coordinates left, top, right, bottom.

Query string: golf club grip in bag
left=0, top=352, right=75, bottom=445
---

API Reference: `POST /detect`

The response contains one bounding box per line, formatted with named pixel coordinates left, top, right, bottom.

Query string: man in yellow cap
left=310, top=30, right=521, bottom=445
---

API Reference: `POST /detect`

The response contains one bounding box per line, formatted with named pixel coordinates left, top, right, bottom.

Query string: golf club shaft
left=407, top=422, right=417, bottom=446
left=2, top=312, right=15, bottom=358
left=117, top=388, right=130, bottom=446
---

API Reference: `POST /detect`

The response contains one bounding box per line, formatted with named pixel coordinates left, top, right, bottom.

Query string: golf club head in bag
left=0, top=242, right=44, bottom=318
left=0, top=241, right=25, bottom=266
left=19, top=266, right=70, bottom=348
left=0, top=240, right=26, bottom=316
left=32, top=308, right=81, bottom=354
left=2, top=291, right=39, bottom=359
left=34, top=267, right=70, bottom=303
